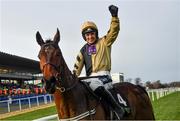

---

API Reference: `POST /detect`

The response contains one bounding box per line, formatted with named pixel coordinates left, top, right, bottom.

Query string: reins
left=42, top=62, right=79, bottom=93
left=56, top=78, right=78, bottom=93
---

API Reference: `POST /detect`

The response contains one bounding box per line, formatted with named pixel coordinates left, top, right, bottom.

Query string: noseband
left=42, top=62, right=78, bottom=93
left=42, top=62, right=59, bottom=72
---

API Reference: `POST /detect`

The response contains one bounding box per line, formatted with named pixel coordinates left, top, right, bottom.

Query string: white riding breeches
left=82, top=71, right=113, bottom=91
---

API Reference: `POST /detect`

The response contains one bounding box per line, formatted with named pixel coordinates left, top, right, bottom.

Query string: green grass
left=1, top=106, right=57, bottom=120
left=2, top=92, right=180, bottom=120
left=152, top=91, right=180, bottom=120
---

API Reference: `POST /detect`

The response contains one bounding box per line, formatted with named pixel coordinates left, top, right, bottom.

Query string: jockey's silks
left=88, top=44, right=96, bottom=55
left=73, top=17, right=120, bottom=76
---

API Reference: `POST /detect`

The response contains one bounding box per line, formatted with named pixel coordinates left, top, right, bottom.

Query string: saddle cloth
left=108, top=87, right=130, bottom=114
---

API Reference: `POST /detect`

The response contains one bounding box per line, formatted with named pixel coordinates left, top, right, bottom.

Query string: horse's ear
left=53, top=28, right=60, bottom=44
left=36, top=31, right=45, bottom=46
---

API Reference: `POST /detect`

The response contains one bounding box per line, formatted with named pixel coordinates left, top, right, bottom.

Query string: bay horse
left=36, top=29, right=155, bottom=120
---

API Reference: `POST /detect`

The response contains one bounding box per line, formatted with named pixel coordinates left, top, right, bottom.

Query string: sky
left=0, top=0, right=179, bottom=83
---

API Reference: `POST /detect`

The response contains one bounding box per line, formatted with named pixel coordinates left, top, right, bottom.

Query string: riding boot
left=94, top=86, right=125, bottom=119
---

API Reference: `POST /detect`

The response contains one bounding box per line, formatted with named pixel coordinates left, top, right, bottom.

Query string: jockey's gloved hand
left=109, top=5, right=118, bottom=17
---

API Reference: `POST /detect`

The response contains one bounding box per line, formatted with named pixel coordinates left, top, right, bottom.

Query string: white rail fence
left=33, top=87, right=180, bottom=121
left=0, top=94, right=54, bottom=114
left=147, top=87, right=180, bottom=101
left=33, top=114, right=58, bottom=121
left=0, top=88, right=179, bottom=121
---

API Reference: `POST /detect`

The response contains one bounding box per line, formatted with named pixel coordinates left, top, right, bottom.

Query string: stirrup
left=114, top=107, right=125, bottom=120
left=113, top=110, right=122, bottom=120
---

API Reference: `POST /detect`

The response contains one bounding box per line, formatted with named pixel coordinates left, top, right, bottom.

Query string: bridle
left=41, top=59, right=78, bottom=93
left=42, top=62, right=60, bottom=73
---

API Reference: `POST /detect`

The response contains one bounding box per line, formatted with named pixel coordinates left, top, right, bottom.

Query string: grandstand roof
left=0, top=51, right=41, bottom=80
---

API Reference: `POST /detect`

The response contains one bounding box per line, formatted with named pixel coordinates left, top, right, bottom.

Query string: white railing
left=0, top=94, right=54, bottom=114
left=33, top=88, right=180, bottom=121
left=33, top=114, right=58, bottom=121
left=147, top=87, right=180, bottom=101
left=1, top=87, right=179, bottom=120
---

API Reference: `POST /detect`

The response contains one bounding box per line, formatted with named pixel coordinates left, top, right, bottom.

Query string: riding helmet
left=81, top=21, right=99, bottom=41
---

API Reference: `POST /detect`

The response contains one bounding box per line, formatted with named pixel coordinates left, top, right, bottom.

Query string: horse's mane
left=43, top=39, right=59, bottom=48
left=45, top=39, right=53, bottom=43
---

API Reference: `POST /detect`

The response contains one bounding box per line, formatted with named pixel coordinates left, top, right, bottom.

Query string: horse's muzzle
left=43, top=76, right=56, bottom=94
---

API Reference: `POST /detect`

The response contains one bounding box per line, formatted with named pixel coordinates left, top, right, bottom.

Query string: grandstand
left=0, top=51, right=40, bottom=79
left=0, top=51, right=51, bottom=115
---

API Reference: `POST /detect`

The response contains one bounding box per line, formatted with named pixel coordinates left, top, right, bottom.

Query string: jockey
left=73, top=5, right=125, bottom=119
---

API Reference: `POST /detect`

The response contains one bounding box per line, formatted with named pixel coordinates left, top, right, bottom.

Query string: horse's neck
left=58, top=56, right=88, bottom=117
left=60, top=57, right=74, bottom=83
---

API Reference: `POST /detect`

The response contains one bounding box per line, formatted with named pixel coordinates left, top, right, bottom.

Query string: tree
left=169, top=81, right=180, bottom=87
left=152, top=80, right=162, bottom=89
left=134, top=77, right=142, bottom=86
left=125, top=78, right=132, bottom=83
left=145, top=81, right=154, bottom=89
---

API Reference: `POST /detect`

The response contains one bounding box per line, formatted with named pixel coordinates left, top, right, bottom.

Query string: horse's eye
left=38, top=54, right=41, bottom=59
left=56, top=53, right=60, bottom=56
left=55, top=51, right=60, bottom=56
left=38, top=51, right=44, bottom=59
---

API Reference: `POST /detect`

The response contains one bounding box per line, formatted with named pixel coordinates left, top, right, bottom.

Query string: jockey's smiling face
left=85, top=32, right=97, bottom=45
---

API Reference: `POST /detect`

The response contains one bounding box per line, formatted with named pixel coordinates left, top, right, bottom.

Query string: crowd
left=0, top=81, right=46, bottom=100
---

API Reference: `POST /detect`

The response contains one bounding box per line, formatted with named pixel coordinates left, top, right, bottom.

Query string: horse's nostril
left=50, top=76, right=54, bottom=80
left=56, top=73, right=60, bottom=77
left=50, top=76, right=56, bottom=82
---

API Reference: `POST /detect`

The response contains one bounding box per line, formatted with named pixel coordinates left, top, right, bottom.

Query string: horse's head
left=36, top=29, right=62, bottom=94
